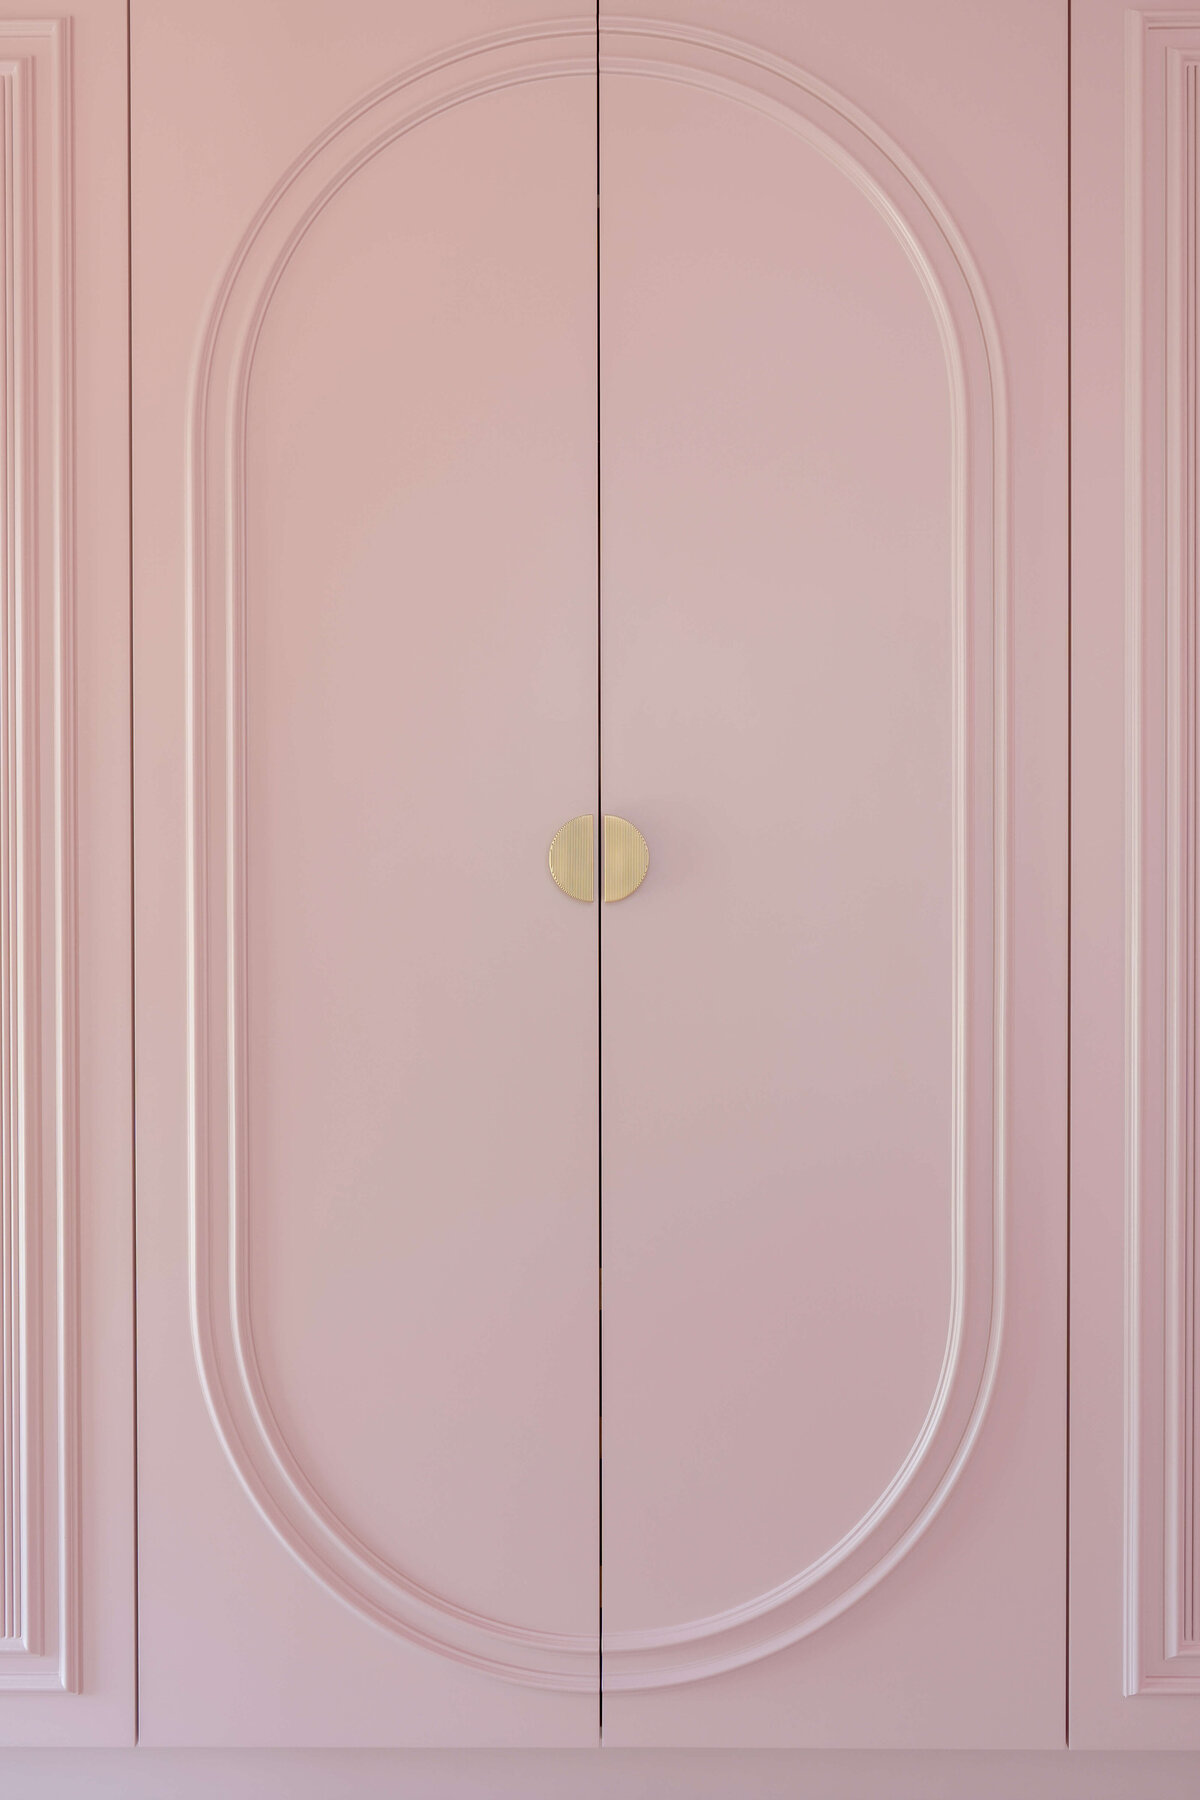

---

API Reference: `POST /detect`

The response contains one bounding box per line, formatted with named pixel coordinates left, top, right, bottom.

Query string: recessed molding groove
left=190, top=18, right=1005, bottom=1690
left=0, top=18, right=79, bottom=1694
left=1126, top=7, right=1200, bottom=1697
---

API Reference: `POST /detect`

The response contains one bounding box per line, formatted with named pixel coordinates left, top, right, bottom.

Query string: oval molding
left=188, top=17, right=1007, bottom=1690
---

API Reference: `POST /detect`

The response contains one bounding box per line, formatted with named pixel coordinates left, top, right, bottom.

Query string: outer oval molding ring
left=188, top=16, right=1007, bottom=1691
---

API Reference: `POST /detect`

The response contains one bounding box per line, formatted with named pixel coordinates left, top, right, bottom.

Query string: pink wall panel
left=1071, top=0, right=1200, bottom=1748
left=0, top=0, right=134, bottom=1747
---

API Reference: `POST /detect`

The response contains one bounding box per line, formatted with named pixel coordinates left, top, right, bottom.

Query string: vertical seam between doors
left=1066, top=0, right=1073, bottom=1751
left=125, top=0, right=139, bottom=1745
left=596, top=0, right=604, bottom=1743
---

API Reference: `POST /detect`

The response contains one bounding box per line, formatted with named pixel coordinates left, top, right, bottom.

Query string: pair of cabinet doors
left=135, top=0, right=1061, bottom=1747
left=5, top=0, right=1195, bottom=1765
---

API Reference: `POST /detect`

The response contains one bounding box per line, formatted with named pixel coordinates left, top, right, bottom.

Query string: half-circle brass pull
left=603, top=816, right=650, bottom=903
left=548, top=815, right=594, bottom=902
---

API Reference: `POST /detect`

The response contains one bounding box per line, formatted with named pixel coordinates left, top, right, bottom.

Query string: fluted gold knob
left=603, top=816, right=649, bottom=903
left=548, top=815, right=594, bottom=902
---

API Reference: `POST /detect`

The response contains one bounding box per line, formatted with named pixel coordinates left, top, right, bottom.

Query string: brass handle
left=603, top=816, right=649, bottom=903
left=547, top=814, right=650, bottom=904
left=548, top=815, right=594, bottom=902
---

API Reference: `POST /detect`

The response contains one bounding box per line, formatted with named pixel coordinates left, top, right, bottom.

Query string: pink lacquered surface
left=601, top=56, right=955, bottom=1630
left=243, top=76, right=598, bottom=1645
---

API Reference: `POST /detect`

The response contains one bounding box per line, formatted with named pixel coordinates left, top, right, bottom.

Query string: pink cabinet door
left=1071, top=0, right=1200, bottom=1748
left=0, top=1, right=133, bottom=1746
left=598, top=1, right=1067, bottom=1745
left=132, top=0, right=600, bottom=1745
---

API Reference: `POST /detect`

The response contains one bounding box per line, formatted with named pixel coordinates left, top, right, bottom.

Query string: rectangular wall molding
left=0, top=17, right=78, bottom=1695
left=1127, top=6, right=1200, bottom=1697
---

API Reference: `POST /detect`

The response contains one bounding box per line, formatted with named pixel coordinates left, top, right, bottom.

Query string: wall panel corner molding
left=1125, top=5, right=1200, bottom=1698
left=0, top=16, right=79, bottom=1698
